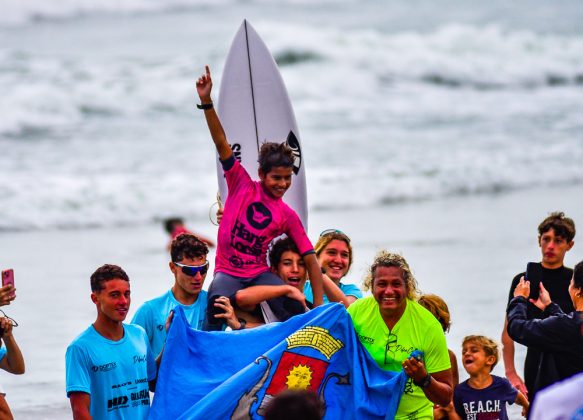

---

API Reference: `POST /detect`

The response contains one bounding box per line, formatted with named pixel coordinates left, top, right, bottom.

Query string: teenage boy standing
left=66, top=265, right=156, bottom=420
left=132, top=233, right=241, bottom=355
left=501, top=212, right=575, bottom=401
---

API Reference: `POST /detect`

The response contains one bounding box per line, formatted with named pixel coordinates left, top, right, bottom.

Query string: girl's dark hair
left=258, top=142, right=294, bottom=174
left=574, top=260, right=583, bottom=290
left=90, top=264, right=129, bottom=292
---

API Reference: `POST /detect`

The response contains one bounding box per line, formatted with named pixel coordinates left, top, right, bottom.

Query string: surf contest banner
left=150, top=303, right=407, bottom=419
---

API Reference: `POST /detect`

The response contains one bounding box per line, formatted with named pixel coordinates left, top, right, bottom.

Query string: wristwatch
left=236, top=318, right=247, bottom=330
left=415, top=374, right=432, bottom=388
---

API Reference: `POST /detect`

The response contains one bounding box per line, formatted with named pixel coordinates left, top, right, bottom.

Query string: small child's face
left=461, top=342, right=495, bottom=376
left=259, top=166, right=293, bottom=199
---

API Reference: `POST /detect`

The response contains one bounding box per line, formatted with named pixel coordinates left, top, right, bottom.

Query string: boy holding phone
left=501, top=212, right=576, bottom=402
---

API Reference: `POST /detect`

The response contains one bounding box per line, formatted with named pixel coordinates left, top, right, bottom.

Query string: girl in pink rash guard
left=195, top=65, right=324, bottom=330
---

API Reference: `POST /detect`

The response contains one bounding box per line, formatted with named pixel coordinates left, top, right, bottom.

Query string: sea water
left=1, top=1, right=583, bottom=418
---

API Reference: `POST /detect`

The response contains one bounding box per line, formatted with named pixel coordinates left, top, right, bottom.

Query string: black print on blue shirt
left=246, top=202, right=272, bottom=230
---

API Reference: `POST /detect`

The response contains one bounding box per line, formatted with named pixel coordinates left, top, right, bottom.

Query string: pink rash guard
left=215, top=156, right=314, bottom=278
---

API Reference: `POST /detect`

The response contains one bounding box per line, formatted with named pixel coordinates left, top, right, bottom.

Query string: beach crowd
left=2, top=65, right=581, bottom=419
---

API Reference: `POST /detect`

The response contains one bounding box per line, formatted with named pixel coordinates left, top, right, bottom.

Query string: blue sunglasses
left=173, top=261, right=209, bottom=277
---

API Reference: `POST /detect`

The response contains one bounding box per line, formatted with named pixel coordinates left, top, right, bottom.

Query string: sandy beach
left=0, top=183, right=581, bottom=418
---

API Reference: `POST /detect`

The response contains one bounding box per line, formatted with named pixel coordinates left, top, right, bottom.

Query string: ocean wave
left=260, top=23, right=583, bottom=90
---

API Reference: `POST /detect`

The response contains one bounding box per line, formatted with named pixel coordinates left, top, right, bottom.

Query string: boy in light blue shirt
left=66, top=264, right=156, bottom=419
left=132, top=233, right=241, bottom=355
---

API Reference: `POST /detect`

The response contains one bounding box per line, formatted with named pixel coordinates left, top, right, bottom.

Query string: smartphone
left=1, top=269, right=14, bottom=288
left=525, top=262, right=536, bottom=281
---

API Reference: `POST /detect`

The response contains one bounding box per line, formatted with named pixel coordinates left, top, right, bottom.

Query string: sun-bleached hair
left=462, top=335, right=499, bottom=371
left=418, top=294, right=451, bottom=333
left=364, top=250, right=418, bottom=300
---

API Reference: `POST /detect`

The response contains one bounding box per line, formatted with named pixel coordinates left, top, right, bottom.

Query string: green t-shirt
left=348, top=296, right=451, bottom=419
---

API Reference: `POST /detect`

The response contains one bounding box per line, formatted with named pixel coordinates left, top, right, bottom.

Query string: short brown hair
left=90, top=264, right=129, bottom=292
left=538, top=211, right=576, bottom=242
left=364, top=251, right=419, bottom=300
left=171, top=233, right=209, bottom=262
left=462, top=335, right=499, bottom=370
left=418, top=294, right=451, bottom=333
left=258, top=142, right=294, bottom=174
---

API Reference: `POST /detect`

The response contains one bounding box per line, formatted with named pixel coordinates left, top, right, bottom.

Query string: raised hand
left=0, top=285, right=16, bottom=306
left=196, top=65, right=213, bottom=102
left=513, top=277, right=530, bottom=299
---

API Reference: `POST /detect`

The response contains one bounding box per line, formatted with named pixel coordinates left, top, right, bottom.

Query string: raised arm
left=196, top=65, right=232, bottom=161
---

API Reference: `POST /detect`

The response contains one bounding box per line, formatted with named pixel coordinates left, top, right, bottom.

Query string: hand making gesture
left=196, top=65, right=213, bottom=104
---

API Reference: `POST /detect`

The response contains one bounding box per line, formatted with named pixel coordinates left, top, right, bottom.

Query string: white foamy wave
left=261, top=23, right=583, bottom=89
left=0, top=51, right=197, bottom=139
left=0, top=0, right=224, bottom=26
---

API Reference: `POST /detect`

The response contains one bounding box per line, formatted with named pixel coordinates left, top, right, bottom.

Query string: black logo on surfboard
left=285, top=131, right=302, bottom=175
left=246, top=202, right=272, bottom=229
left=231, top=143, right=242, bottom=162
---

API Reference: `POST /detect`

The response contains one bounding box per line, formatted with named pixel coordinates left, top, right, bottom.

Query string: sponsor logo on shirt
left=111, top=381, right=132, bottom=390
left=107, top=395, right=129, bottom=410
left=246, top=202, right=272, bottom=230
left=133, top=354, right=147, bottom=364
left=92, top=362, right=117, bottom=373
left=229, top=214, right=269, bottom=266
left=357, top=334, right=375, bottom=345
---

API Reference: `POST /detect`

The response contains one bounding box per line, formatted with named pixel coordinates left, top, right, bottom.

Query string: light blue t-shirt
left=65, top=324, right=156, bottom=420
left=0, top=347, right=6, bottom=361
left=303, top=280, right=363, bottom=304
left=131, top=289, right=207, bottom=356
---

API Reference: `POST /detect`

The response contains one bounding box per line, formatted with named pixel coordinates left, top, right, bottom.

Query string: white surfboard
left=216, top=20, right=308, bottom=228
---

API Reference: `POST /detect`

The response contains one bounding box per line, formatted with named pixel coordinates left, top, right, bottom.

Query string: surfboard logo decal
left=231, top=143, right=242, bottom=162
left=285, top=131, right=302, bottom=175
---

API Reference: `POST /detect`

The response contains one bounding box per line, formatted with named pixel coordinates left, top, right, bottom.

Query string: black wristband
left=414, top=374, right=432, bottom=388
left=197, top=102, right=213, bottom=110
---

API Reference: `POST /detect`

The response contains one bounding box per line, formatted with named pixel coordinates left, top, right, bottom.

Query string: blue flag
left=150, top=303, right=407, bottom=419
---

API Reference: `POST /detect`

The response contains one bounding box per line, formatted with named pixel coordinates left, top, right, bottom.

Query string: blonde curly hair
left=363, top=250, right=419, bottom=300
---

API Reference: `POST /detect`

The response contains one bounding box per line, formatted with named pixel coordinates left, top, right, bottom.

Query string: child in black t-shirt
left=452, top=336, right=528, bottom=420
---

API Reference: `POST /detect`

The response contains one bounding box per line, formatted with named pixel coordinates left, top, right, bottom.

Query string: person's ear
left=169, top=262, right=178, bottom=276
left=258, top=168, right=266, bottom=181
left=486, top=355, right=496, bottom=367
left=566, top=240, right=574, bottom=251
left=91, top=292, right=98, bottom=304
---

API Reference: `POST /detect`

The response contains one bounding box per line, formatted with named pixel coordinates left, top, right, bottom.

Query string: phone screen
left=1, top=269, right=14, bottom=288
